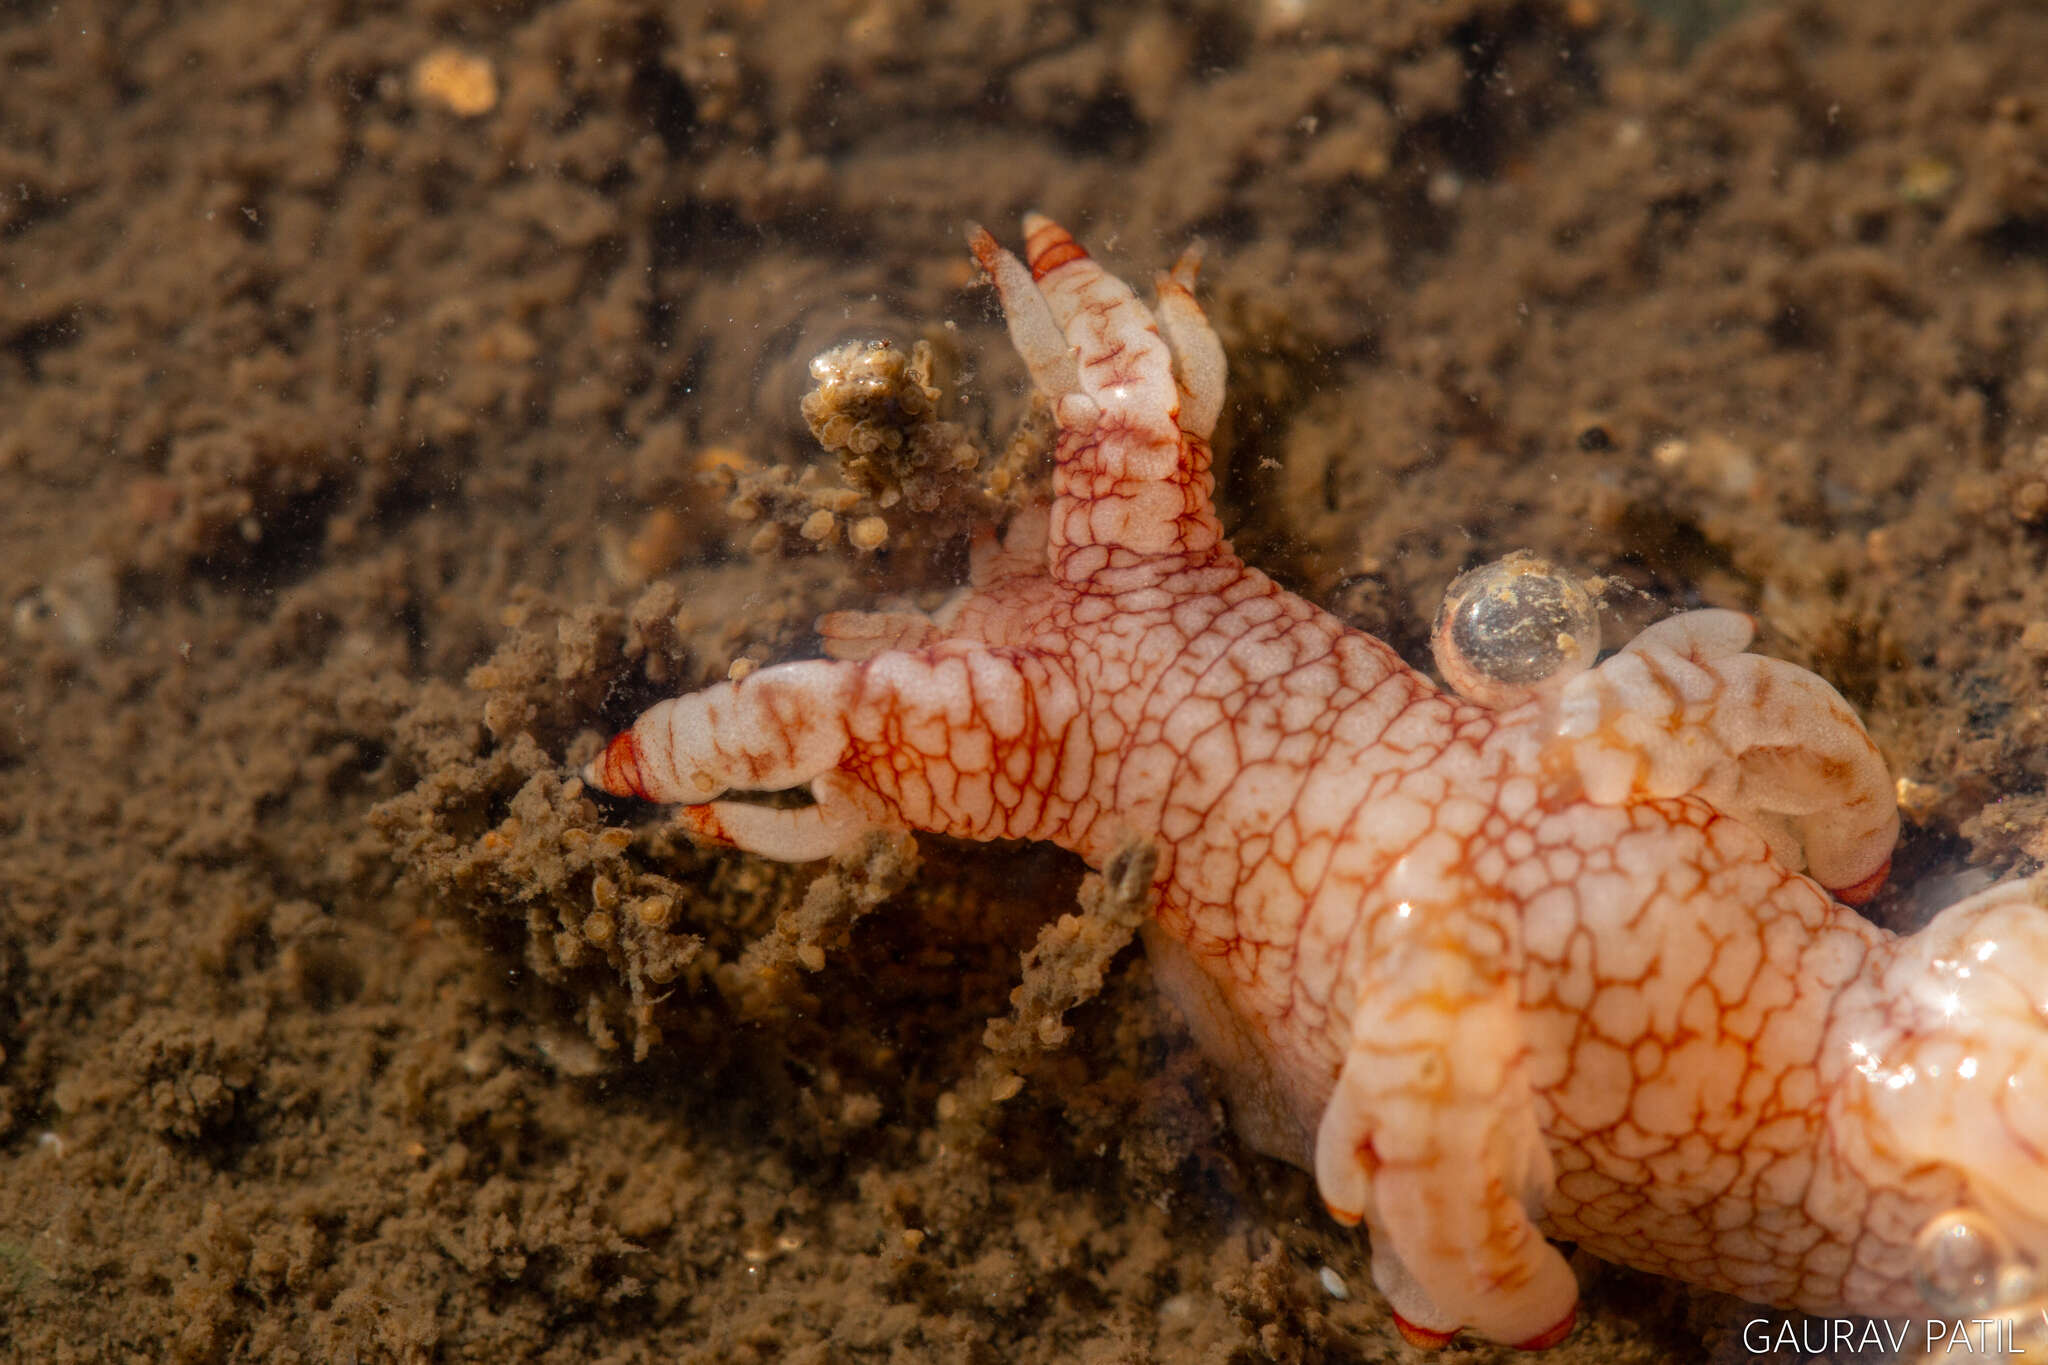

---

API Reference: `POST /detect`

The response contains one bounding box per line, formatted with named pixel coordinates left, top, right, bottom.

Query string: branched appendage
left=969, top=215, right=1226, bottom=569
left=586, top=217, right=2048, bottom=1351
left=1434, top=557, right=1899, bottom=904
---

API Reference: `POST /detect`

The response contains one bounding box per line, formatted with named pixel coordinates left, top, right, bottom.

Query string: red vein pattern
left=588, top=217, right=2048, bottom=1349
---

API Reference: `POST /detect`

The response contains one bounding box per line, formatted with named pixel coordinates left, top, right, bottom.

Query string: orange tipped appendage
left=1022, top=211, right=1087, bottom=278
left=1392, top=1315, right=1458, bottom=1350
left=966, top=224, right=1005, bottom=281
left=1514, top=1309, right=1578, bottom=1352
left=1830, top=854, right=1891, bottom=907
left=589, top=730, right=652, bottom=801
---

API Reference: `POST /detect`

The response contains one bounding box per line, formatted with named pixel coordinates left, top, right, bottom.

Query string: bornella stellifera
left=586, top=216, right=2048, bottom=1349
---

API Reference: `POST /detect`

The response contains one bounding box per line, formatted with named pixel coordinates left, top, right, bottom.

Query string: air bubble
left=1913, top=1208, right=2015, bottom=1315
left=1430, top=551, right=1600, bottom=709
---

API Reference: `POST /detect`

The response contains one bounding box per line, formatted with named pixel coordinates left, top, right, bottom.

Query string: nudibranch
left=585, top=216, right=2048, bottom=1348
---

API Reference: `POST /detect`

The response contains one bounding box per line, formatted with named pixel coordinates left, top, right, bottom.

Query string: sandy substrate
left=3, top=1, right=2047, bottom=1360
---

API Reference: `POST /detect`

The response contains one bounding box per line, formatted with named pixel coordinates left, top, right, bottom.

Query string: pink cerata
left=587, top=216, right=2048, bottom=1348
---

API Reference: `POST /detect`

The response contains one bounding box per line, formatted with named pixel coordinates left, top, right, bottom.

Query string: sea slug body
left=586, top=216, right=2048, bottom=1348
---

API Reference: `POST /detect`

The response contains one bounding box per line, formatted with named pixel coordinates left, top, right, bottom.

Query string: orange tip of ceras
left=1021, top=212, right=1087, bottom=279
left=1322, top=1200, right=1362, bottom=1228
left=586, top=731, right=646, bottom=800
left=1514, top=1307, right=1578, bottom=1351
left=1390, top=1307, right=1576, bottom=1352
left=1830, top=856, right=1890, bottom=907
left=965, top=222, right=1000, bottom=275
left=1391, top=1314, right=1458, bottom=1350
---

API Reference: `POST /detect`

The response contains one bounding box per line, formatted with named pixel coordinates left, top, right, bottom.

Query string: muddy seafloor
left=4, top=1, right=2047, bottom=1361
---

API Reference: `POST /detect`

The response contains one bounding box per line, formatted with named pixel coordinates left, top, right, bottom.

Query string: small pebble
left=849, top=515, right=890, bottom=551
left=800, top=509, right=837, bottom=543
left=413, top=48, right=498, bottom=116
